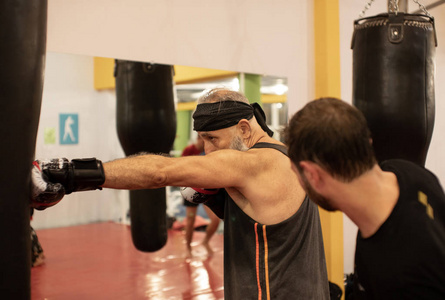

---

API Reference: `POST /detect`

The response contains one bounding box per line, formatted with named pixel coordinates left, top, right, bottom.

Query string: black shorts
left=183, top=198, right=199, bottom=207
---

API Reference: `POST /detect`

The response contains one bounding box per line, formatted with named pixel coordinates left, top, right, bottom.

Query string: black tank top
left=250, top=142, right=288, bottom=155
left=222, top=142, right=330, bottom=299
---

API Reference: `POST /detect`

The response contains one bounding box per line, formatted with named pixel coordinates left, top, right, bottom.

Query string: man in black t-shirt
left=285, top=98, right=445, bottom=299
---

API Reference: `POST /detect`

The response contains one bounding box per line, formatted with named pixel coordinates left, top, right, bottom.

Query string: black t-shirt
left=354, top=159, right=445, bottom=299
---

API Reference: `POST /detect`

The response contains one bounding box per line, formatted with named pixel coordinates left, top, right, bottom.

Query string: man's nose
left=204, top=143, right=216, bottom=154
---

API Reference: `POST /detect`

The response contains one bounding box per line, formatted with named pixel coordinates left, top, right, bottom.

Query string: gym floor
left=31, top=222, right=224, bottom=299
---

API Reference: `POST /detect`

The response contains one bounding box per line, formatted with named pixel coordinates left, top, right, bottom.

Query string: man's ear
left=237, top=119, right=251, bottom=138
left=299, top=161, right=326, bottom=191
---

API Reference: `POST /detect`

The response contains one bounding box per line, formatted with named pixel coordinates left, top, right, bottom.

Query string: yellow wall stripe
left=314, top=1, right=342, bottom=98
left=93, top=57, right=239, bottom=90
left=314, top=0, right=344, bottom=297
left=176, top=94, right=286, bottom=112
left=177, top=102, right=198, bottom=111
left=261, top=94, right=287, bottom=104
left=94, top=57, right=115, bottom=90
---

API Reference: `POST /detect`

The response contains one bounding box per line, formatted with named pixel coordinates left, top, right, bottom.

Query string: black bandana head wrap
left=192, top=101, right=274, bottom=137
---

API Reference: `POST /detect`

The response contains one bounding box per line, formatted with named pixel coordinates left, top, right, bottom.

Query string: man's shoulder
left=380, top=158, right=420, bottom=169
left=249, top=141, right=288, bottom=157
left=380, top=159, right=439, bottom=184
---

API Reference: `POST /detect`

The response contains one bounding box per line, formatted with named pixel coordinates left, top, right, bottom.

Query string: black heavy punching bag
left=115, top=61, right=176, bottom=252
left=0, top=0, right=47, bottom=298
left=352, top=13, right=436, bottom=166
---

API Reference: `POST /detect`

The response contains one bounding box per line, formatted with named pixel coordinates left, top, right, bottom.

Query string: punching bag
left=115, top=61, right=176, bottom=252
left=352, top=13, right=436, bottom=166
left=0, top=0, right=47, bottom=298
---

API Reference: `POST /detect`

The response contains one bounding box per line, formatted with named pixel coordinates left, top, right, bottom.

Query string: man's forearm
left=31, top=153, right=203, bottom=210
left=102, top=154, right=170, bottom=190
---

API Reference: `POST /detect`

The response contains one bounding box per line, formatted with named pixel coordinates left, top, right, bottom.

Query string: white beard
left=230, top=135, right=248, bottom=151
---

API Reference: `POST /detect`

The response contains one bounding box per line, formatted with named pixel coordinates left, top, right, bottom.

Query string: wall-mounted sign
left=44, top=127, right=56, bottom=145
left=59, top=113, right=78, bottom=145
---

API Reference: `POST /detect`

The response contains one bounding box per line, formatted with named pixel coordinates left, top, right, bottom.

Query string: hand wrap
left=180, top=187, right=220, bottom=204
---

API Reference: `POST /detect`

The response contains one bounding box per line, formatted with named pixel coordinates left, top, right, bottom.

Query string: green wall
left=173, top=110, right=192, bottom=156
left=242, top=73, right=262, bottom=104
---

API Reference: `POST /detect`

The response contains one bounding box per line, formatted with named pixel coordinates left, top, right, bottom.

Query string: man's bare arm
left=30, top=149, right=259, bottom=209
left=102, top=150, right=256, bottom=190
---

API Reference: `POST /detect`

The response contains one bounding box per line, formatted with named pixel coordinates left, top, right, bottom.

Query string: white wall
left=32, top=53, right=128, bottom=229
left=46, top=0, right=314, bottom=116
left=339, top=1, right=445, bottom=273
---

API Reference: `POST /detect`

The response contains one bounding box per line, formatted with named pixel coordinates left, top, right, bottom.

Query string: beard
left=230, top=135, right=249, bottom=151
left=299, top=171, right=337, bottom=212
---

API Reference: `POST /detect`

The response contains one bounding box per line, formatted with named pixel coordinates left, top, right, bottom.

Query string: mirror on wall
left=175, top=73, right=289, bottom=153
left=92, top=56, right=288, bottom=155
left=38, top=53, right=288, bottom=157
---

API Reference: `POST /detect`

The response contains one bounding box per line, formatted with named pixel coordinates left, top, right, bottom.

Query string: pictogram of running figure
left=63, top=116, right=76, bottom=142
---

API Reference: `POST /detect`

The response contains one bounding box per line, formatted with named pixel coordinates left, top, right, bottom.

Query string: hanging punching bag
left=352, top=13, right=436, bottom=166
left=0, top=0, right=47, bottom=298
left=115, top=61, right=176, bottom=252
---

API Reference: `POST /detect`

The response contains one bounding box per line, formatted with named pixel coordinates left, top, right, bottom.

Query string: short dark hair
left=285, top=98, right=376, bottom=182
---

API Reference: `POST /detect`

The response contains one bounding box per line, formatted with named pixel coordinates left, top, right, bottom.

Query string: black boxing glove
left=31, top=158, right=105, bottom=210
left=31, top=161, right=66, bottom=210
left=180, top=187, right=220, bottom=204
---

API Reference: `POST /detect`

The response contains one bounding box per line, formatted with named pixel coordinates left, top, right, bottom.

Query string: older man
left=32, top=88, right=329, bottom=299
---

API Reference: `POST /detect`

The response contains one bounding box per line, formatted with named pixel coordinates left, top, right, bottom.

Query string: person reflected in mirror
left=181, top=136, right=221, bottom=259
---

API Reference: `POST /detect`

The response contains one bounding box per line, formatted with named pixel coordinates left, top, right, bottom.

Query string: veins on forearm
left=102, top=153, right=170, bottom=190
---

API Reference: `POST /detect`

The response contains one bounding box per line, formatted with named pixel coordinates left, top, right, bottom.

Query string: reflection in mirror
left=38, top=54, right=288, bottom=160
left=174, top=73, right=288, bottom=156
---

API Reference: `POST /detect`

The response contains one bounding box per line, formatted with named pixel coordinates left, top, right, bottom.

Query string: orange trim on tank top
left=263, top=225, right=270, bottom=300
left=254, top=223, right=262, bottom=300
